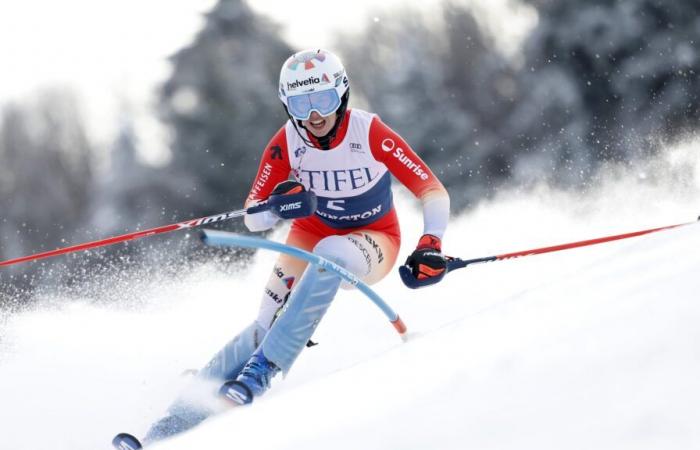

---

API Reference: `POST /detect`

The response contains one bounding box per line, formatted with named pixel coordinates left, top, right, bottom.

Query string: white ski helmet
left=279, top=49, right=349, bottom=121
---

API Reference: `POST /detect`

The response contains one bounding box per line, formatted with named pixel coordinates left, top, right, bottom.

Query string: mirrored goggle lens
left=287, top=90, right=341, bottom=120
left=287, top=95, right=312, bottom=120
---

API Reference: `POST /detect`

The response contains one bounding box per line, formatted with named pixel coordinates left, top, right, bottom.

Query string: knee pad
left=312, top=235, right=371, bottom=279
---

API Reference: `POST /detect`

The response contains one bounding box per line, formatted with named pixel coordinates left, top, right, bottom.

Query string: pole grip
left=245, top=201, right=270, bottom=215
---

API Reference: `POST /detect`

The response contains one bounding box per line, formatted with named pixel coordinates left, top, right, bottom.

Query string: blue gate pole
left=200, top=230, right=407, bottom=340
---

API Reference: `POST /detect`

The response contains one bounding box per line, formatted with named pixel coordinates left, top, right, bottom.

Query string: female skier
left=137, top=49, right=451, bottom=446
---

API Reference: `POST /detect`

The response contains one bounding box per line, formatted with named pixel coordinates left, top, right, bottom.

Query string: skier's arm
left=368, top=117, right=450, bottom=239
left=244, top=127, right=293, bottom=232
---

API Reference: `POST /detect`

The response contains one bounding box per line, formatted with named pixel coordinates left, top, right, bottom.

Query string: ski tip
left=219, top=380, right=254, bottom=406
left=112, top=433, right=143, bottom=450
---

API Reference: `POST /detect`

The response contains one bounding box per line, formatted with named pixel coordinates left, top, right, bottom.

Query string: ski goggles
left=286, top=89, right=341, bottom=121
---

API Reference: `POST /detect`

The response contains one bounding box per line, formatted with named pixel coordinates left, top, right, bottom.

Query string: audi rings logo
left=381, top=138, right=395, bottom=153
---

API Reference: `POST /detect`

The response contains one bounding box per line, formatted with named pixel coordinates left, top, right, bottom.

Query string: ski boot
left=219, top=350, right=280, bottom=406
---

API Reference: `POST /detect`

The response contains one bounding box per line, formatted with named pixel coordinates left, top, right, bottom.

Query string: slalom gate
left=200, top=229, right=408, bottom=340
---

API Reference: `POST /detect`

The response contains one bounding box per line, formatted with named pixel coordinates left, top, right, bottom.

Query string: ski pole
left=0, top=202, right=272, bottom=268
left=400, top=216, right=699, bottom=289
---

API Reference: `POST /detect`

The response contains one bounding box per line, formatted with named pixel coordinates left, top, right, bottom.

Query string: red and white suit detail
left=244, top=109, right=449, bottom=329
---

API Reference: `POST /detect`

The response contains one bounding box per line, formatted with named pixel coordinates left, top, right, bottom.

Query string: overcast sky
left=0, top=0, right=535, bottom=163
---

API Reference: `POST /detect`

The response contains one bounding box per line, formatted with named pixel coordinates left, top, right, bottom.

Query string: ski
left=112, top=433, right=143, bottom=450
left=111, top=382, right=250, bottom=449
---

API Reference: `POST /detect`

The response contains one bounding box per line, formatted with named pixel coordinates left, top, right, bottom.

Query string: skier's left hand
left=404, top=234, right=448, bottom=281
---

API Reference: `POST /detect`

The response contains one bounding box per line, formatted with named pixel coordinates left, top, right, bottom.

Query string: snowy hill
left=1, top=150, right=699, bottom=450
left=157, top=220, right=700, bottom=450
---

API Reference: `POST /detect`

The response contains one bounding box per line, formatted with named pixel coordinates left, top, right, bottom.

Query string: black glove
left=404, top=234, right=448, bottom=281
left=267, top=180, right=317, bottom=220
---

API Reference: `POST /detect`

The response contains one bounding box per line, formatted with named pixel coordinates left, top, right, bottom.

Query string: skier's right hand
left=267, top=180, right=317, bottom=220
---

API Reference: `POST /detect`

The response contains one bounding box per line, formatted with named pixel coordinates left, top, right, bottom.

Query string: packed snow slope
left=1, top=147, right=699, bottom=450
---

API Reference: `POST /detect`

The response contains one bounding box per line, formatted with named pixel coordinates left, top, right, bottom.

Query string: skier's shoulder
left=266, top=122, right=290, bottom=151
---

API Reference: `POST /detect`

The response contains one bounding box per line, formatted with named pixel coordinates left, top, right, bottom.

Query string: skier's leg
left=231, top=230, right=399, bottom=399
left=143, top=230, right=318, bottom=443
left=263, top=230, right=398, bottom=371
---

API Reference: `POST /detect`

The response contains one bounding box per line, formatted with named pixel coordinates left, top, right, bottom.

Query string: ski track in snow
left=1, top=147, right=699, bottom=450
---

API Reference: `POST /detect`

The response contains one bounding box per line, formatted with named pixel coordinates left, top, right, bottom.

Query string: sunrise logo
left=287, top=51, right=327, bottom=71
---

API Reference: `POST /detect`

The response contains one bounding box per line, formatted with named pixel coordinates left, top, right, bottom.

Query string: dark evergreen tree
left=341, top=0, right=700, bottom=204
left=505, top=0, right=700, bottom=185
left=159, top=0, right=293, bottom=219
left=0, top=90, right=94, bottom=302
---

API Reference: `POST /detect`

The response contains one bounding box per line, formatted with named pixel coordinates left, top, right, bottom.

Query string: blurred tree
left=88, top=112, right=188, bottom=236
left=339, top=2, right=518, bottom=209
left=342, top=0, right=700, bottom=205
left=84, top=112, right=228, bottom=273
left=0, top=90, right=94, bottom=300
left=6, top=0, right=700, bottom=301
left=159, top=0, right=292, bottom=219
left=490, top=0, right=700, bottom=186
left=2, top=0, right=295, bottom=303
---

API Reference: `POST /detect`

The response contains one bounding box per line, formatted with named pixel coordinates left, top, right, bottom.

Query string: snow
left=1, top=151, right=699, bottom=450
